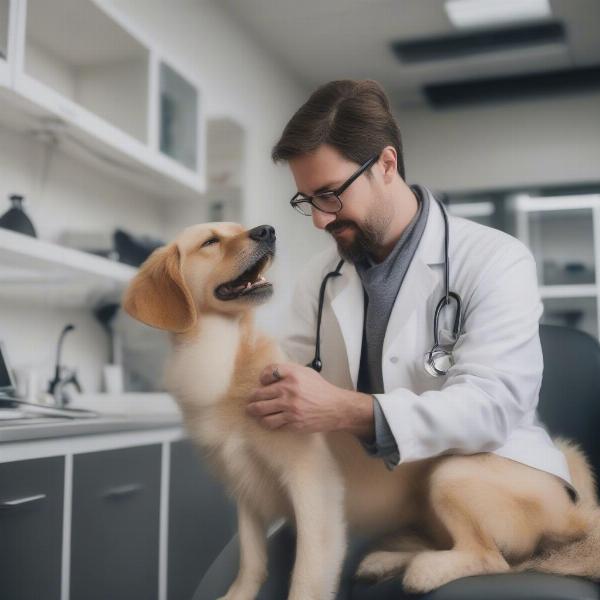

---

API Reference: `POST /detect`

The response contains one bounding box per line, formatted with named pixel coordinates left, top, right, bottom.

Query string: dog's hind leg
left=402, top=465, right=511, bottom=594
left=218, top=501, right=268, bottom=600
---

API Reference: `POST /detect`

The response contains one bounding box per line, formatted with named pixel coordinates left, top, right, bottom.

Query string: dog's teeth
left=259, top=276, right=266, bottom=282
left=245, top=282, right=252, bottom=289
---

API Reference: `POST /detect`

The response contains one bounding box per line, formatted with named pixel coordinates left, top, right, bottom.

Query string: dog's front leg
left=286, top=443, right=347, bottom=600
left=218, top=500, right=268, bottom=600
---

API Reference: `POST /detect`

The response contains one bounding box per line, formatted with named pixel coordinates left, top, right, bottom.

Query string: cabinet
left=512, top=194, right=600, bottom=339
left=168, top=439, right=236, bottom=600
left=0, top=0, right=206, bottom=200
left=0, top=456, right=65, bottom=600
left=0, top=430, right=238, bottom=600
left=70, top=445, right=161, bottom=600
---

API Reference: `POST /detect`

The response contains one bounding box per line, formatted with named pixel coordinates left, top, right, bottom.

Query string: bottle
left=0, top=194, right=37, bottom=237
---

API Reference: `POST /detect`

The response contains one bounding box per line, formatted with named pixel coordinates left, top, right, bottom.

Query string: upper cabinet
left=0, top=0, right=206, bottom=201
left=0, top=0, right=13, bottom=85
left=23, top=0, right=150, bottom=144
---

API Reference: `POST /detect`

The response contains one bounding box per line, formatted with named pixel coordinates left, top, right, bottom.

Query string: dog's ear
left=122, top=243, right=197, bottom=332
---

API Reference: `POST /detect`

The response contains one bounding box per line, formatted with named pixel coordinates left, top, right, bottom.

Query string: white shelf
left=513, top=193, right=600, bottom=340
left=0, top=0, right=206, bottom=202
left=447, top=201, right=495, bottom=219
left=539, top=285, right=598, bottom=299
left=0, top=228, right=137, bottom=306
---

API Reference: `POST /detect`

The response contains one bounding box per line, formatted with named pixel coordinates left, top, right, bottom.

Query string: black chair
left=193, top=324, right=600, bottom=600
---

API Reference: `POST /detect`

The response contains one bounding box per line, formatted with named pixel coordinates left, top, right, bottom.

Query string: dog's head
left=123, top=222, right=275, bottom=332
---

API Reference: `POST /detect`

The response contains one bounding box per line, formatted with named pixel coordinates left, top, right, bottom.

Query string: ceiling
left=218, top=0, right=600, bottom=108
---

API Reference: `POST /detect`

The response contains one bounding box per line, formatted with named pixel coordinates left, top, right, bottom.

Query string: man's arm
left=373, top=242, right=543, bottom=465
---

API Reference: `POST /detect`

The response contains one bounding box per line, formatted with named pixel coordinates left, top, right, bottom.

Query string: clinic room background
left=0, top=1, right=599, bottom=599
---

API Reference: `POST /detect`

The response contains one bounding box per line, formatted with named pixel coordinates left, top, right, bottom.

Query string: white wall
left=0, top=0, right=317, bottom=395
left=399, top=92, right=600, bottom=192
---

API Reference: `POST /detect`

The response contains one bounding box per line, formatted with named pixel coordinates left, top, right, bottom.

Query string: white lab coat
left=280, top=190, right=573, bottom=489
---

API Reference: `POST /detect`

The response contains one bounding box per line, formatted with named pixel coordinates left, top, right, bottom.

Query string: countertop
left=0, top=412, right=183, bottom=443
left=0, top=392, right=184, bottom=443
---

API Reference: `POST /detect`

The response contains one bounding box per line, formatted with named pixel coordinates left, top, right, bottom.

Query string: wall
left=399, top=91, right=600, bottom=193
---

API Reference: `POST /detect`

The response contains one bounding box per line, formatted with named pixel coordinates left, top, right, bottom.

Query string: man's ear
left=122, top=243, right=197, bottom=332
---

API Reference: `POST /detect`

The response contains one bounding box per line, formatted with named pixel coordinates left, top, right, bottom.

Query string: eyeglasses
left=290, top=154, right=379, bottom=216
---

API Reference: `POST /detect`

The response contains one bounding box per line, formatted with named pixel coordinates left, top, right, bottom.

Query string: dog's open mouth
left=215, top=252, right=273, bottom=301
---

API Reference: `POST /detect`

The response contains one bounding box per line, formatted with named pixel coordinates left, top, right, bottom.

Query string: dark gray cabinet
left=168, top=439, right=236, bottom=600
left=0, top=456, right=65, bottom=600
left=70, top=444, right=162, bottom=600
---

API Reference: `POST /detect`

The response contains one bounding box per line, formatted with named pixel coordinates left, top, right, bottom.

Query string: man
left=247, top=79, right=572, bottom=490
left=194, top=79, right=575, bottom=599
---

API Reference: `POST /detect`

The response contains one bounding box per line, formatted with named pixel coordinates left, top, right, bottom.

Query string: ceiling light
left=445, top=0, right=552, bottom=29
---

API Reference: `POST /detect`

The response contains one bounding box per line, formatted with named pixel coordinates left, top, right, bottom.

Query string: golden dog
left=123, top=222, right=599, bottom=600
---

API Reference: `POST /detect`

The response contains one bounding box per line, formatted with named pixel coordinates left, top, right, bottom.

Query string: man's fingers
left=260, top=412, right=289, bottom=430
left=247, top=398, right=286, bottom=417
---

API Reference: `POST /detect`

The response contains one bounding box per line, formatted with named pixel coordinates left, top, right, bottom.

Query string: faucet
left=47, top=324, right=84, bottom=407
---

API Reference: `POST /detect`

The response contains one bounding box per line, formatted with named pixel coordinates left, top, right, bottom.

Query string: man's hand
left=246, top=362, right=374, bottom=438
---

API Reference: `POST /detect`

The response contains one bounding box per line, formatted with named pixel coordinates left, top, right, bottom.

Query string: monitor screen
left=0, top=342, right=16, bottom=392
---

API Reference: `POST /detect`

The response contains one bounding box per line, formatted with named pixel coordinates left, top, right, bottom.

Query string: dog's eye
left=201, top=237, right=219, bottom=248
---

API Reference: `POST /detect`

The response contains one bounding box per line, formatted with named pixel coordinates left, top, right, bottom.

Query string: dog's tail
left=513, top=437, right=600, bottom=579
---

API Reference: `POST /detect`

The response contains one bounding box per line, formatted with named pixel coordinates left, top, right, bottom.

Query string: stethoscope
left=308, top=196, right=463, bottom=377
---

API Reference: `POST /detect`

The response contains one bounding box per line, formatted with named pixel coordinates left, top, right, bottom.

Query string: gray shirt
left=355, top=185, right=430, bottom=466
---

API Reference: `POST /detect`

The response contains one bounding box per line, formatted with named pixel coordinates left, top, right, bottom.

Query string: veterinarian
left=248, top=79, right=573, bottom=489
left=194, top=79, right=577, bottom=599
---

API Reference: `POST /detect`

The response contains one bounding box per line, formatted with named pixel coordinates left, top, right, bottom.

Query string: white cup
left=102, top=364, right=124, bottom=394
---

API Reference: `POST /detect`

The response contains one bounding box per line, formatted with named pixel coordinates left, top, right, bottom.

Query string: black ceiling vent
left=391, top=21, right=565, bottom=64
left=423, top=65, right=600, bottom=108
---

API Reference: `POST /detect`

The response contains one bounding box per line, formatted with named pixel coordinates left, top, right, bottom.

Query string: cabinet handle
left=0, top=493, right=47, bottom=509
left=102, top=483, right=144, bottom=499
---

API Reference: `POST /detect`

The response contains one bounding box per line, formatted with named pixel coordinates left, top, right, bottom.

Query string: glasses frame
left=290, top=154, right=380, bottom=216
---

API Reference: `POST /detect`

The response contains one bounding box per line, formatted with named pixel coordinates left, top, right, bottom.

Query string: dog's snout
left=248, top=225, right=276, bottom=245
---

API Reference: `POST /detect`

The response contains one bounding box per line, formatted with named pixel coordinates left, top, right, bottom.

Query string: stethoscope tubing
left=309, top=195, right=462, bottom=376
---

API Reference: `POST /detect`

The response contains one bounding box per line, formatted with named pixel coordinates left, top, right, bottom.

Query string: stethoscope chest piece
left=423, top=346, right=455, bottom=377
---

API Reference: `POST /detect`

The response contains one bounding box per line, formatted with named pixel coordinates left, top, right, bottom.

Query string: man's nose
left=312, top=209, right=336, bottom=230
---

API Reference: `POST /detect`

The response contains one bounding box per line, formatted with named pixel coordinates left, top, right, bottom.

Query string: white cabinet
left=512, top=194, right=600, bottom=339
left=0, top=0, right=14, bottom=86
left=0, top=0, right=206, bottom=201
left=159, top=61, right=200, bottom=172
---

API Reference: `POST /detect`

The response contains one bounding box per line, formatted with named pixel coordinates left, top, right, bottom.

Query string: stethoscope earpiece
left=309, top=194, right=463, bottom=378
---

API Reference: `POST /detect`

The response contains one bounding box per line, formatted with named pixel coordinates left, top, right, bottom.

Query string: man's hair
left=271, top=79, right=405, bottom=180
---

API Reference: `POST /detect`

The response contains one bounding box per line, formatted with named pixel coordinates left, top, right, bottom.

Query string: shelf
left=0, top=227, right=137, bottom=306
left=539, top=285, right=598, bottom=299
left=0, top=0, right=206, bottom=202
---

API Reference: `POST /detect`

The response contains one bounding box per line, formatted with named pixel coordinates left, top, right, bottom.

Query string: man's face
left=289, top=144, right=394, bottom=264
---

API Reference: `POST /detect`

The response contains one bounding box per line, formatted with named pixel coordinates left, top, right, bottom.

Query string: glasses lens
left=291, top=198, right=313, bottom=216
left=313, top=193, right=342, bottom=214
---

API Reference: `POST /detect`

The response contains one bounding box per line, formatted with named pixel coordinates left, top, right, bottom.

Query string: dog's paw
left=355, top=551, right=408, bottom=581
left=402, top=549, right=509, bottom=594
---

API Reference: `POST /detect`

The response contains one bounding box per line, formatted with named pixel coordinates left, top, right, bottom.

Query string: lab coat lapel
left=382, top=192, right=446, bottom=359
left=330, top=264, right=363, bottom=389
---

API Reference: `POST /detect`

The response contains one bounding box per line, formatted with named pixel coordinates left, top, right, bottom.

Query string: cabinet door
left=70, top=444, right=161, bottom=600
left=168, top=439, right=236, bottom=600
left=0, top=456, right=64, bottom=600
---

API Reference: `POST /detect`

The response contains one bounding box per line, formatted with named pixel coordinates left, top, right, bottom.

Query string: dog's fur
left=123, top=222, right=600, bottom=600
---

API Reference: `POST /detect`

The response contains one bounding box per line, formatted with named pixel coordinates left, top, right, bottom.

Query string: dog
left=123, top=221, right=600, bottom=600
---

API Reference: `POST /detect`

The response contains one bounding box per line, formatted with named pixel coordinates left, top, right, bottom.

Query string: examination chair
left=191, top=324, right=600, bottom=600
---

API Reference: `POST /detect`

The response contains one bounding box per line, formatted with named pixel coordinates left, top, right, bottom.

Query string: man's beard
left=326, top=219, right=385, bottom=264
